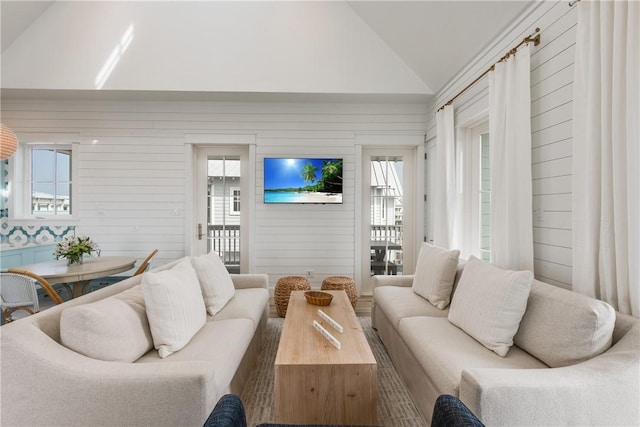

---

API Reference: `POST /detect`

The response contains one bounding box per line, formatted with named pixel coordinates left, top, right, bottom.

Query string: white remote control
left=313, top=320, right=342, bottom=350
left=317, top=309, right=343, bottom=333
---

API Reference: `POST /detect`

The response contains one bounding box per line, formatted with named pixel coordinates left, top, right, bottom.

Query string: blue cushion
left=431, top=394, right=484, bottom=427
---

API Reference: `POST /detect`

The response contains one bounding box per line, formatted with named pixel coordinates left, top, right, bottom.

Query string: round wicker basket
left=274, top=276, right=311, bottom=317
left=304, top=291, right=333, bottom=306
left=321, top=276, right=357, bottom=309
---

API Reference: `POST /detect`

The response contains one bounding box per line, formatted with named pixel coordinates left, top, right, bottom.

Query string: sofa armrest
left=372, top=274, right=414, bottom=289
left=230, top=273, right=269, bottom=290
left=460, top=327, right=640, bottom=426
left=1, top=322, right=219, bottom=426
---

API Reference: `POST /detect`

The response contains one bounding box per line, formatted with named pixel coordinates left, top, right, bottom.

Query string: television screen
left=264, top=158, right=343, bottom=204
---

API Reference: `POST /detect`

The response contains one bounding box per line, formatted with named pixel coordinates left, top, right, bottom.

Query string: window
left=456, top=121, right=490, bottom=261
left=230, top=188, right=240, bottom=215
left=30, top=145, right=73, bottom=216
left=479, top=132, right=490, bottom=262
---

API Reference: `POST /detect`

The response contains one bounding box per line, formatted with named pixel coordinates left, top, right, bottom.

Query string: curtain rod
left=436, top=28, right=541, bottom=112
left=568, top=0, right=581, bottom=7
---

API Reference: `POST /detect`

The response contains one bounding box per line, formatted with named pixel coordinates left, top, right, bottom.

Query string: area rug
left=240, top=317, right=426, bottom=427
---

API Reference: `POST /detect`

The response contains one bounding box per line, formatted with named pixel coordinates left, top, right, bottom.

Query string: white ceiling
left=0, top=1, right=53, bottom=52
left=347, top=1, right=534, bottom=94
left=1, top=0, right=533, bottom=96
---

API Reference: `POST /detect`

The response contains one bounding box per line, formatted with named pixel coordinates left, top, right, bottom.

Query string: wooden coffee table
left=274, top=290, right=377, bottom=425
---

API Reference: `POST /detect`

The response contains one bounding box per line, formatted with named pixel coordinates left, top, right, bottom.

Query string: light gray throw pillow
left=448, top=255, right=533, bottom=357
left=514, top=280, right=616, bottom=367
left=412, top=243, right=460, bottom=309
left=60, top=286, right=153, bottom=362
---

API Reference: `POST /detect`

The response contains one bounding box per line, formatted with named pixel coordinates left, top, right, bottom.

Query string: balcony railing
left=208, top=224, right=240, bottom=273
left=370, top=224, right=403, bottom=246
left=370, top=224, right=403, bottom=275
left=207, top=224, right=403, bottom=275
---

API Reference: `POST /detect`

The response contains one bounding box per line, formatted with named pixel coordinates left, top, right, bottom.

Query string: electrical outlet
left=306, top=270, right=314, bottom=278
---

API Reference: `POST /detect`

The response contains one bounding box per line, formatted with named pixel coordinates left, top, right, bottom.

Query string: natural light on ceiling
left=94, top=24, right=134, bottom=90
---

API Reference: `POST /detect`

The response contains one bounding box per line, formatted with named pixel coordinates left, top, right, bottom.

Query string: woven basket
left=304, top=291, right=333, bottom=306
left=321, top=276, right=357, bottom=309
left=274, top=276, right=311, bottom=317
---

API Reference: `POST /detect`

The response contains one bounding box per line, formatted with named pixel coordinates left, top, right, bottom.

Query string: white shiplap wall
left=2, top=97, right=426, bottom=288
left=425, top=1, right=576, bottom=289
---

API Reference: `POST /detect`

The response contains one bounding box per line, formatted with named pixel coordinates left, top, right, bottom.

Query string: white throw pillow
left=448, top=256, right=533, bottom=357
left=60, top=286, right=153, bottom=362
left=191, top=251, right=236, bottom=315
left=142, top=257, right=206, bottom=358
left=412, top=243, right=460, bottom=309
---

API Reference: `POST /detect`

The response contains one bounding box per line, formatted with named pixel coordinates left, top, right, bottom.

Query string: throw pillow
left=412, top=243, right=460, bottom=309
left=142, top=257, right=206, bottom=358
left=448, top=255, right=533, bottom=357
left=514, top=280, right=616, bottom=367
left=60, top=286, right=153, bottom=362
left=191, top=251, right=236, bottom=315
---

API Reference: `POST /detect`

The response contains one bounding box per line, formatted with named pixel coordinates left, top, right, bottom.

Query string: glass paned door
left=196, top=146, right=248, bottom=273
left=370, top=156, right=404, bottom=276
left=207, top=155, right=241, bottom=273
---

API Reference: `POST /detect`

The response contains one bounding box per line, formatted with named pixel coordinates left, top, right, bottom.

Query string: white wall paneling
left=425, top=1, right=577, bottom=288
left=2, top=97, right=426, bottom=289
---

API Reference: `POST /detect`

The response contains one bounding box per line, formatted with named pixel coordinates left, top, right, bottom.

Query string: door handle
left=198, top=223, right=203, bottom=240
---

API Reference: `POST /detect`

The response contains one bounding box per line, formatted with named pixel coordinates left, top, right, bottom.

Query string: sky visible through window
left=32, top=149, right=71, bottom=196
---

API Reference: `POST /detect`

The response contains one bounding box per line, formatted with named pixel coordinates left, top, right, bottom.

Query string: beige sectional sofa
left=1, top=256, right=269, bottom=427
left=372, top=251, right=640, bottom=426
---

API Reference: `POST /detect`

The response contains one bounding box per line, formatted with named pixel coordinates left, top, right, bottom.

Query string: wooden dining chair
left=133, top=249, right=159, bottom=276
left=1, top=269, right=64, bottom=323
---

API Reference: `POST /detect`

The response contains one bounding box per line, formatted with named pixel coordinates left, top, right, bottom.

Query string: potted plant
left=54, top=236, right=100, bottom=265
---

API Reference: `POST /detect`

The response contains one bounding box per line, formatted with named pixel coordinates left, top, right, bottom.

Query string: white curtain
left=488, top=44, right=534, bottom=272
left=434, top=105, right=457, bottom=249
left=573, top=0, right=639, bottom=316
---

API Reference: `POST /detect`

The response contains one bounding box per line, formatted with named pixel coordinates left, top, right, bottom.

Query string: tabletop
left=13, top=256, right=137, bottom=298
left=15, top=256, right=136, bottom=284
left=370, top=240, right=402, bottom=250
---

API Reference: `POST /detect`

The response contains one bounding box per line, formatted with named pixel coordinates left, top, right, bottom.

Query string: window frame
left=9, top=140, right=79, bottom=222
left=229, top=187, right=240, bottom=216
left=458, top=121, right=489, bottom=261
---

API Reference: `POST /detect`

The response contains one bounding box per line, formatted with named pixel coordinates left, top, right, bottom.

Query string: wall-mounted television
left=264, top=158, right=343, bottom=204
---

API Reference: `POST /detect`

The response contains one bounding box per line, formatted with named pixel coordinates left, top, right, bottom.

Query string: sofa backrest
left=513, top=279, right=617, bottom=367
left=32, top=258, right=182, bottom=342
left=33, top=274, right=144, bottom=343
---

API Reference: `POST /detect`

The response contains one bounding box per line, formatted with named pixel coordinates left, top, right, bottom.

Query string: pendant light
left=0, top=124, right=18, bottom=160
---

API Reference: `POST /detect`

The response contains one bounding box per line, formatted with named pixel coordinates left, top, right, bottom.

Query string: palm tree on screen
left=301, top=162, right=319, bottom=184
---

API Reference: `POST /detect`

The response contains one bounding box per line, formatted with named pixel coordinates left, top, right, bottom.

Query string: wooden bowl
left=304, top=291, right=333, bottom=306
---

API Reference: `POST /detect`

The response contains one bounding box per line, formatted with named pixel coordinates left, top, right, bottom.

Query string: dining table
left=370, top=240, right=402, bottom=275
left=370, top=240, right=402, bottom=262
left=13, top=256, right=137, bottom=299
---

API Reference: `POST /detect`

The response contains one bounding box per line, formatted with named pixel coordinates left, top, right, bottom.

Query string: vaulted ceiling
left=1, top=1, right=533, bottom=99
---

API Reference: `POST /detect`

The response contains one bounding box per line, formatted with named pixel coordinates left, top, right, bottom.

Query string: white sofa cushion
left=213, top=288, right=269, bottom=327
left=374, top=285, right=449, bottom=330
left=136, top=318, right=255, bottom=393
left=399, top=316, right=547, bottom=395
left=142, top=257, right=206, bottom=358
left=60, top=286, right=153, bottom=362
left=191, top=251, right=236, bottom=315
left=448, top=256, right=533, bottom=357
left=412, top=243, right=460, bottom=309
left=514, top=280, right=616, bottom=367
